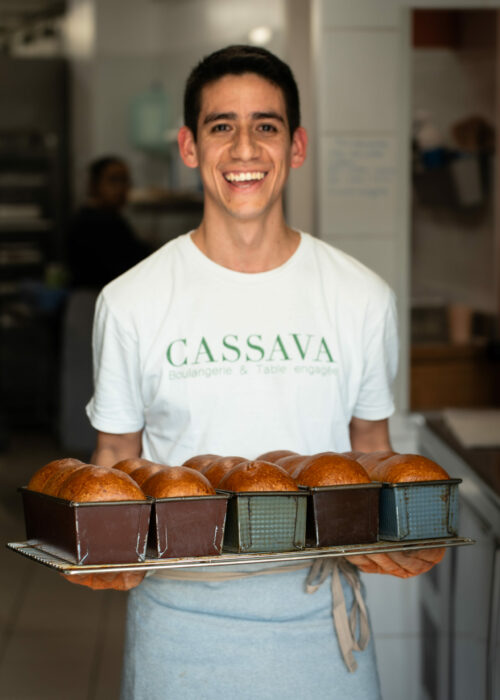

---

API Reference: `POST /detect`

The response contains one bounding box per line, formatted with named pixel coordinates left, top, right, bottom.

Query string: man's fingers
left=61, top=571, right=145, bottom=591
left=348, top=548, right=446, bottom=579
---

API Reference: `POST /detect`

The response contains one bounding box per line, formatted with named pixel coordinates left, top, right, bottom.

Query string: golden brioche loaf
left=357, top=450, right=397, bottom=478
left=203, top=456, right=247, bottom=488
left=113, top=458, right=155, bottom=475
left=142, top=466, right=216, bottom=498
left=295, top=452, right=371, bottom=486
left=371, top=453, right=449, bottom=483
left=182, top=454, right=220, bottom=472
left=129, top=463, right=166, bottom=487
left=256, top=449, right=298, bottom=463
left=57, top=465, right=147, bottom=502
left=218, top=460, right=299, bottom=492
left=42, top=462, right=88, bottom=497
left=27, top=458, right=84, bottom=493
left=342, top=450, right=365, bottom=460
left=275, top=454, right=309, bottom=475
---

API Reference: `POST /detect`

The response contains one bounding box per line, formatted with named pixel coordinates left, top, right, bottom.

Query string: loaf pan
left=217, top=490, right=307, bottom=553
left=378, top=479, right=461, bottom=540
left=19, top=487, right=152, bottom=565
left=147, top=494, right=228, bottom=558
left=300, top=483, right=381, bottom=546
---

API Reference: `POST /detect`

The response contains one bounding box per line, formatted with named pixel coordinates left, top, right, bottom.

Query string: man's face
left=94, top=162, right=131, bottom=210
left=180, top=73, right=306, bottom=223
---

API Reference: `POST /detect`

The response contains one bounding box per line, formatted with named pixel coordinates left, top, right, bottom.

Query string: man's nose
left=230, top=127, right=259, bottom=159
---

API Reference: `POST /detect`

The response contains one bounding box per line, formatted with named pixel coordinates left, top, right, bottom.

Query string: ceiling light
left=248, top=26, right=273, bottom=46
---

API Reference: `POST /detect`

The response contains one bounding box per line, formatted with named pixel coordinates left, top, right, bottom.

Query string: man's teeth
left=225, top=172, right=265, bottom=182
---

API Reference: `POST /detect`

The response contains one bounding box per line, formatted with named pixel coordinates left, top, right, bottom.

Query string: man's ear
left=178, top=126, right=199, bottom=168
left=290, top=126, right=307, bottom=169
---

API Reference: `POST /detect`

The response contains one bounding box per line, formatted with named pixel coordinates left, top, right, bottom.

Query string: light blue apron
left=120, top=560, right=381, bottom=700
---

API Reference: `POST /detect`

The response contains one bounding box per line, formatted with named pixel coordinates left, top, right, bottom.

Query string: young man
left=81, top=46, right=443, bottom=699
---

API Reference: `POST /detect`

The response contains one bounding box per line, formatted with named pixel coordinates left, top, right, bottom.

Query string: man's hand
left=61, top=571, right=146, bottom=590
left=347, top=548, right=445, bottom=578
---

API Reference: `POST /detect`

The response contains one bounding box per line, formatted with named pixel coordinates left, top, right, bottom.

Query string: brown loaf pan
left=147, top=495, right=228, bottom=558
left=300, top=483, right=381, bottom=547
left=19, top=487, right=152, bottom=565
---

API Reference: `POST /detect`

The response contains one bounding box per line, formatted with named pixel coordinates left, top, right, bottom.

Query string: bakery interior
left=0, top=1, right=499, bottom=699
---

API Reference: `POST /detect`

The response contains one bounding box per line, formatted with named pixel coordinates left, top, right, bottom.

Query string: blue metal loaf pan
left=217, top=490, right=308, bottom=553
left=378, top=478, right=461, bottom=540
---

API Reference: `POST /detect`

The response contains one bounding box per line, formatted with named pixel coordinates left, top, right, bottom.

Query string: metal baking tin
left=217, top=490, right=308, bottom=553
left=147, top=494, right=228, bottom=558
left=299, top=483, right=382, bottom=547
left=19, top=487, right=152, bottom=565
left=378, top=478, right=462, bottom=540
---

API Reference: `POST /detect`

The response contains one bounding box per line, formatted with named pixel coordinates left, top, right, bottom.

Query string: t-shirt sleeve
left=86, top=292, right=145, bottom=433
left=352, top=286, right=398, bottom=420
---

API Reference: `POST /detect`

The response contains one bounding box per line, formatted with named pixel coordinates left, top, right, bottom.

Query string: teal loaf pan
left=378, top=479, right=461, bottom=540
left=217, top=490, right=308, bottom=553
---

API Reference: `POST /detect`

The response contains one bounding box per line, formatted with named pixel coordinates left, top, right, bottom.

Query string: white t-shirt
left=87, top=232, right=397, bottom=464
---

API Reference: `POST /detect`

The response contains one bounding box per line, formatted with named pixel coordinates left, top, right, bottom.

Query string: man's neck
left=191, top=209, right=300, bottom=273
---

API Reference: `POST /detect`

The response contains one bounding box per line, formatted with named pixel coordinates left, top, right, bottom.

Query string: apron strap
left=306, top=557, right=370, bottom=673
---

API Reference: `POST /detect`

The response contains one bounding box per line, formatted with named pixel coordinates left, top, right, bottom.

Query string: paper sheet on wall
left=319, top=135, right=397, bottom=234
left=442, top=409, right=500, bottom=449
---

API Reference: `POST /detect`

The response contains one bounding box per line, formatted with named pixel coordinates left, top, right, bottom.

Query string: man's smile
left=223, top=171, right=267, bottom=183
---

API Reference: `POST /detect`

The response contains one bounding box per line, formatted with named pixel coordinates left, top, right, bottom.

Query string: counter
left=418, top=416, right=500, bottom=700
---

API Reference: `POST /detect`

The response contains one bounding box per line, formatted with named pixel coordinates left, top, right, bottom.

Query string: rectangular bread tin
left=19, top=487, right=152, bottom=565
left=378, top=479, right=461, bottom=540
left=217, top=490, right=308, bottom=553
left=301, top=483, right=381, bottom=547
left=147, top=494, right=228, bottom=558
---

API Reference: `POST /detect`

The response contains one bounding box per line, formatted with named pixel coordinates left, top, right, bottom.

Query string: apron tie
left=306, top=557, right=370, bottom=672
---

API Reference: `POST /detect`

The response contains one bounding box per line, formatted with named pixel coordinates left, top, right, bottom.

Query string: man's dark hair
left=88, top=156, right=126, bottom=194
left=184, top=45, right=301, bottom=140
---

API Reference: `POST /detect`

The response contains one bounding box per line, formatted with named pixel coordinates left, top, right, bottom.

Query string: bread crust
left=57, top=465, right=147, bottom=502
left=142, top=466, right=216, bottom=497
left=295, top=452, right=371, bottom=486
left=218, top=460, right=299, bottom=492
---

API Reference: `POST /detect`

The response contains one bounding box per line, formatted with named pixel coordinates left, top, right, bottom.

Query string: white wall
left=313, top=0, right=411, bottom=415
left=66, top=0, right=286, bottom=202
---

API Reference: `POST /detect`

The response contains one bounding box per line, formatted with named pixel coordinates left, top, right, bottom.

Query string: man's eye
left=212, top=124, right=230, bottom=132
left=258, top=124, right=278, bottom=132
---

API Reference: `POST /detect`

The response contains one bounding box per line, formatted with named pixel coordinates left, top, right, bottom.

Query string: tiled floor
left=0, top=430, right=126, bottom=700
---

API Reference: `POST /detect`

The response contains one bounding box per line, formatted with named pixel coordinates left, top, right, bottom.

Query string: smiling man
left=81, top=45, right=443, bottom=700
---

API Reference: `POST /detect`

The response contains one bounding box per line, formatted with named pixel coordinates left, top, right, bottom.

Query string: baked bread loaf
left=130, top=463, right=166, bottom=487
left=42, top=462, right=88, bottom=497
left=27, top=458, right=84, bottom=493
left=371, top=453, right=450, bottom=483
left=113, top=458, right=155, bottom=475
left=182, top=454, right=220, bottom=472
left=142, top=466, right=216, bottom=498
left=342, top=451, right=365, bottom=460
left=256, top=450, right=297, bottom=463
left=218, top=460, right=299, bottom=492
left=275, top=454, right=309, bottom=475
left=294, top=452, right=371, bottom=486
left=57, top=465, right=147, bottom=502
left=357, top=450, right=397, bottom=477
left=203, top=456, right=247, bottom=488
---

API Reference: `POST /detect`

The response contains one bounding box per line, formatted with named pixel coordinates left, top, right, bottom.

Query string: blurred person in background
left=67, top=156, right=150, bottom=290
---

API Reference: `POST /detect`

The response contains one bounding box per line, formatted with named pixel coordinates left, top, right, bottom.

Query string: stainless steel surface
left=6, top=537, right=474, bottom=575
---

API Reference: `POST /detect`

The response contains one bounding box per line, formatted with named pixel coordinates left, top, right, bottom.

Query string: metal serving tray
left=6, top=537, right=474, bottom=575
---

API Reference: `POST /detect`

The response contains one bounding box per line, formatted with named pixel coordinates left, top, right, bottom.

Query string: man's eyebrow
left=203, top=112, right=237, bottom=125
left=252, top=111, right=285, bottom=124
left=202, top=111, right=286, bottom=125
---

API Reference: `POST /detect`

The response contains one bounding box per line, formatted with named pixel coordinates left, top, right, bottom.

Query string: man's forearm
left=91, top=430, right=143, bottom=466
